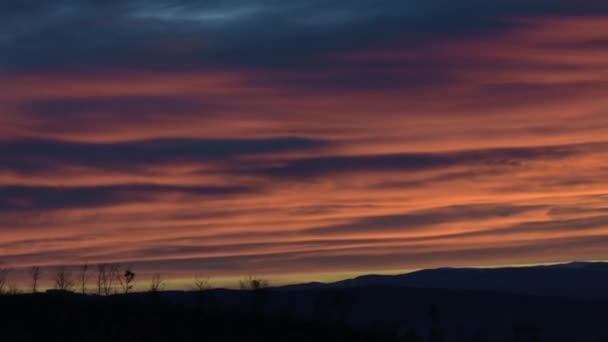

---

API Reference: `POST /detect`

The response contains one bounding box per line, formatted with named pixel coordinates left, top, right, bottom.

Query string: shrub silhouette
left=119, top=269, right=136, bottom=294
left=193, top=276, right=212, bottom=291
left=239, top=276, right=269, bottom=290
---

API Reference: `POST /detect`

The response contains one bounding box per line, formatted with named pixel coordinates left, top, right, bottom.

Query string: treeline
left=0, top=264, right=267, bottom=295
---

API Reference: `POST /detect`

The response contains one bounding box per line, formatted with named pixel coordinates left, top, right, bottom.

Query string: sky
left=2, top=1, right=608, bottom=287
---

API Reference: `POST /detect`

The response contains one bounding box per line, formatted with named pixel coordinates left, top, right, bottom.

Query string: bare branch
left=193, top=276, right=212, bottom=292
left=30, top=266, right=41, bottom=293
left=239, top=276, right=269, bottom=290
left=78, top=263, right=90, bottom=294
left=106, top=263, right=120, bottom=295
left=96, top=264, right=106, bottom=295
left=118, top=268, right=136, bottom=294
left=149, top=273, right=164, bottom=293
left=54, top=267, right=75, bottom=292
left=97, top=263, right=121, bottom=295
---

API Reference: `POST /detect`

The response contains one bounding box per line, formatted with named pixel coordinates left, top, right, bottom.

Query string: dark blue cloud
left=250, top=142, right=595, bottom=179
left=3, top=0, right=608, bottom=74
left=0, top=137, right=329, bottom=174
left=0, top=184, right=256, bottom=212
left=19, top=95, right=226, bottom=133
left=22, top=95, right=211, bottom=117
left=2, top=136, right=602, bottom=187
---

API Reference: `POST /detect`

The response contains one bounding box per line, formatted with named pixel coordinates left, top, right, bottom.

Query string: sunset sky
left=2, top=1, right=608, bottom=287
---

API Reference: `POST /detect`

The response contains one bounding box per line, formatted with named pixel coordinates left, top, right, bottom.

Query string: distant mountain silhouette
left=279, top=261, right=608, bottom=299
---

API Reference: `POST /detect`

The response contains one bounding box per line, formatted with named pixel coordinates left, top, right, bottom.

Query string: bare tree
left=118, top=268, right=136, bottom=294
left=0, top=267, right=11, bottom=295
left=149, top=273, right=164, bottom=292
left=96, top=264, right=106, bottom=295
left=239, top=276, right=269, bottom=290
left=30, top=266, right=41, bottom=293
left=96, top=263, right=120, bottom=295
left=106, top=263, right=121, bottom=295
left=54, top=267, right=75, bottom=291
left=193, top=276, right=212, bottom=291
left=78, top=263, right=90, bottom=294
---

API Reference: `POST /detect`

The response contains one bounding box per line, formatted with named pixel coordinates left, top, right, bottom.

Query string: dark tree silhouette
left=96, top=264, right=106, bottom=295
left=30, top=266, right=41, bottom=293
left=149, top=273, right=164, bottom=292
left=97, top=263, right=120, bottom=295
left=78, top=263, right=90, bottom=294
left=239, top=276, right=269, bottom=290
left=0, top=267, right=11, bottom=295
left=54, top=267, right=75, bottom=291
left=193, top=276, right=212, bottom=291
left=118, top=269, right=136, bottom=294
left=107, top=264, right=121, bottom=294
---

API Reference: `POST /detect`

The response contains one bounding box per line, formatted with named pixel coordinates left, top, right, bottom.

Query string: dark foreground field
left=0, top=292, right=407, bottom=342
left=2, top=286, right=608, bottom=342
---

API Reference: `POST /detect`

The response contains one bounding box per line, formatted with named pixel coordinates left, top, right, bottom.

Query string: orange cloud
left=2, top=16, right=608, bottom=287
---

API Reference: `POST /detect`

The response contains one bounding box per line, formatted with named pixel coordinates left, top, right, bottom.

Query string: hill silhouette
left=280, top=261, right=608, bottom=299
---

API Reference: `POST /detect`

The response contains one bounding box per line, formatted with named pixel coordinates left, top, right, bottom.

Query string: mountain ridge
left=277, top=261, right=608, bottom=299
